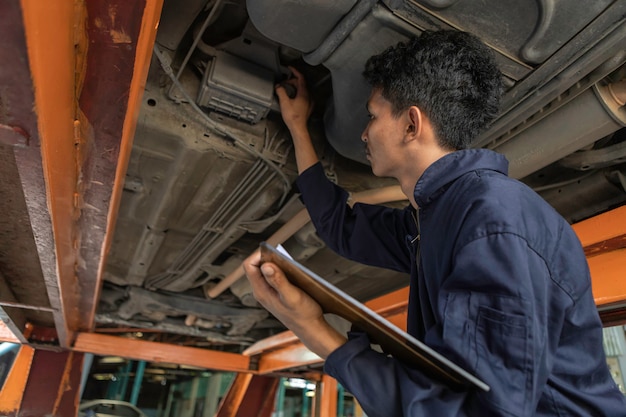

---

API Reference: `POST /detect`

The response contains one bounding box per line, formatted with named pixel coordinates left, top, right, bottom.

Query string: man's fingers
left=243, top=251, right=275, bottom=298
left=287, top=66, right=308, bottom=90
left=275, top=84, right=288, bottom=102
left=245, top=249, right=262, bottom=267
left=277, top=83, right=297, bottom=101
left=242, top=249, right=310, bottom=312
left=288, top=66, right=303, bottom=80
left=260, top=263, right=303, bottom=306
left=260, top=263, right=284, bottom=290
left=242, top=255, right=296, bottom=309
left=243, top=265, right=270, bottom=293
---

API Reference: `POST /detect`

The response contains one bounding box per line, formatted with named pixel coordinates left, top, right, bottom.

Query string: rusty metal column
left=214, top=373, right=279, bottom=417
left=0, top=345, right=84, bottom=417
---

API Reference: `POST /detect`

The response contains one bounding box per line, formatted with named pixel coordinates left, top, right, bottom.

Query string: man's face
left=361, top=89, right=408, bottom=178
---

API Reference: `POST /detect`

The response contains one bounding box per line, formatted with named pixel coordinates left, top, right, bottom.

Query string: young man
left=243, top=31, right=626, bottom=416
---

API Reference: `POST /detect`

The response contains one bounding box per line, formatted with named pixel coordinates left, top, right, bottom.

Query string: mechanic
left=243, top=30, right=626, bottom=416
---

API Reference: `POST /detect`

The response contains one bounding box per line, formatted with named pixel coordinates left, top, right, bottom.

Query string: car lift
left=0, top=1, right=625, bottom=416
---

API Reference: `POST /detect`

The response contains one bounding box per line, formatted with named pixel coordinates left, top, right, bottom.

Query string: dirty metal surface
left=0, top=1, right=56, bottom=329
left=74, top=0, right=147, bottom=331
left=0, top=147, right=53, bottom=327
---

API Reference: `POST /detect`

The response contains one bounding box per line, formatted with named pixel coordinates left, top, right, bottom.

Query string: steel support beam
left=316, top=375, right=338, bottom=417
left=588, top=250, right=626, bottom=307
left=16, top=0, right=164, bottom=347
left=572, top=205, right=626, bottom=306
left=0, top=345, right=34, bottom=412
left=73, top=332, right=250, bottom=373
left=19, top=0, right=83, bottom=348
left=244, top=330, right=325, bottom=374
left=0, top=345, right=84, bottom=417
left=572, top=205, right=626, bottom=323
left=82, top=0, right=165, bottom=332
left=365, top=287, right=409, bottom=331
left=243, top=331, right=300, bottom=357
left=214, top=373, right=279, bottom=417
left=2, top=0, right=64, bottom=344
left=257, top=343, right=322, bottom=374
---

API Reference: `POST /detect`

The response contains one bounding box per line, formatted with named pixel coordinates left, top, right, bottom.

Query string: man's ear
left=405, top=106, right=422, bottom=142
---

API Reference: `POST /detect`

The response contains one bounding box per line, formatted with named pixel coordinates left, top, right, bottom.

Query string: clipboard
left=259, top=241, right=489, bottom=392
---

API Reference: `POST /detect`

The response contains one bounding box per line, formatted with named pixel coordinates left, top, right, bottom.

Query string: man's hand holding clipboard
left=243, top=242, right=489, bottom=392
left=242, top=243, right=348, bottom=359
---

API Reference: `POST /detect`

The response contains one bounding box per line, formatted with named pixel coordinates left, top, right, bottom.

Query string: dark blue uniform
left=297, top=149, right=626, bottom=416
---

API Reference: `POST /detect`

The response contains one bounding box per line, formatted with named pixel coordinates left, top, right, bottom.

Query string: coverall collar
left=413, top=149, right=509, bottom=208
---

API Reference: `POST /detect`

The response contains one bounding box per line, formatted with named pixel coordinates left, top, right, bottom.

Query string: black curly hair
left=363, top=30, right=502, bottom=150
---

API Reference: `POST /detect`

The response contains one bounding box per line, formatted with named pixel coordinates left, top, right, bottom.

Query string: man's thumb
left=261, top=263, right=275, bottom=278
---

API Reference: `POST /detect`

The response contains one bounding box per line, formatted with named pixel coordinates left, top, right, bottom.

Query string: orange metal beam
left=242, top=331, right=300, bottom=356
left=587, top=249, right=626, bottom=306
left=572, top=206, right=626, bottom=307
left=215, top=373, right=253, bottom=417
left=365, top=287, right=409, bottom=331
left=256, top=342, right=322, bottom=374
left=19, top=0, right=78, bottom=348
left=364, top=287, right=409, bottom=313
left=20, top=0, right=164, bottom=347
left=89, top=0, right=165, bottom=330
left=0, top=345, right=34, bottom=414
left=214, top=373, right=279, bottom=417
left=73, top=332, right=250, bottom=373
left=317, top=375, right=338, bottom=417
left=572, top=205, right=626, bottom=251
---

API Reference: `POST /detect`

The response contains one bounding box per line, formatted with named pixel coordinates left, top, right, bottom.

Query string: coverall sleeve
left=324, top=332, right=468, bottom=417
left=296, top=163, right=413, bottom=272
left=325, top=232, right=553, bottom=416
